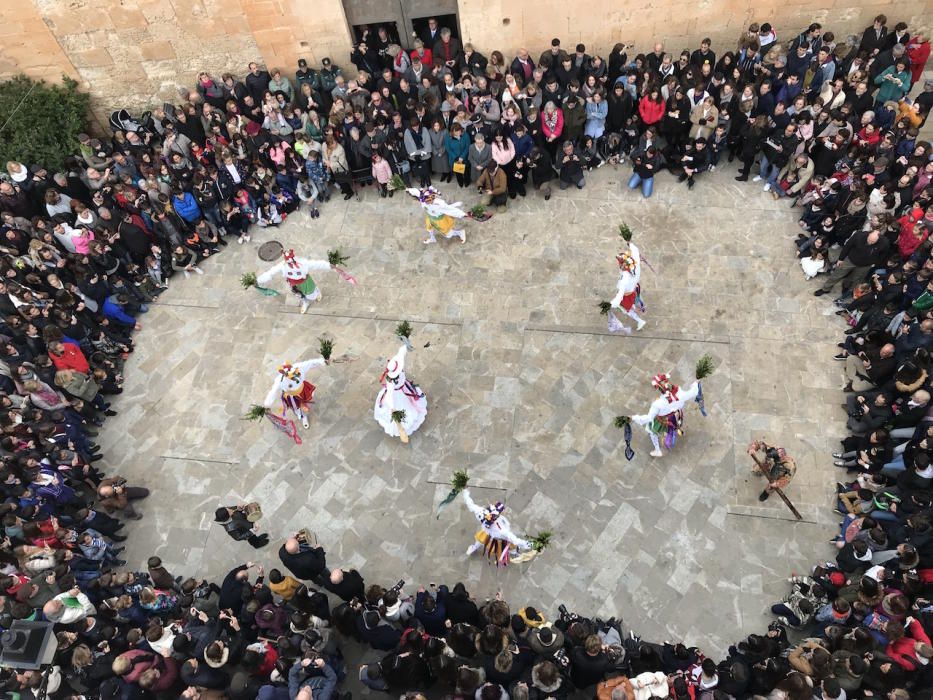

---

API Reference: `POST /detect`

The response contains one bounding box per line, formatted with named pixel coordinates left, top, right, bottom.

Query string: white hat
left=385, top=357, right=402, bottom=380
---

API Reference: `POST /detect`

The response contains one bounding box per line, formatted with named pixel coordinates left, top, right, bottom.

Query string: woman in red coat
left=638, top=88, right=666, bottom=128
left=897, top=206, right=928, bottom=258
left=907, top=32, right=931, bottom=85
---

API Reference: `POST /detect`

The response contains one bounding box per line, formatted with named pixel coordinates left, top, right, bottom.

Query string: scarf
left=544, top=110, right=559, bottom=131
left=408, top=127, right=424, bottom=150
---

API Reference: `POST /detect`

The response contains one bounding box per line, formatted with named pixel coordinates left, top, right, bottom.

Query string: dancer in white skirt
left=607, top=242, right=647, bottom=333
left=373, top=341, right=427, bottom=439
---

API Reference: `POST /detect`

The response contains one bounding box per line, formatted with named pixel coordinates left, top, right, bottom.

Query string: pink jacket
left=71, top=228, right=95, bottom=255
left=491, top=140, right=515, bottom=166
left=372, top=158, right=392, bottom=184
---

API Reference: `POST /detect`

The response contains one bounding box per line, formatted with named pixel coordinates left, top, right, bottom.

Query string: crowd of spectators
left=0, top=9, right=933, bottom=700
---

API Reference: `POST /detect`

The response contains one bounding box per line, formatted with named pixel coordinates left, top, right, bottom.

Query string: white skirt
left=373, top=382, right=428, bottom=436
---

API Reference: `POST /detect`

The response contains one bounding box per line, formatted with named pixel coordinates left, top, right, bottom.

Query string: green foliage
left=244, top=404, right=267, bottom=421
left=470, top=204, right=486, bottom=217
left=395, top=320, right=412, bottom=338
left=241, top=272, right=257, bottom=288
left=451, top=469, right=470, bottom=491
left=598, top=301, right=612, bottom=315
left=614, top=415, right=630, bottom=429
left=389, top=174, right=406, bottom=191
left=327, top=249, right=349, bottom=267
left=0, top=75, right=89, bottom=171
left=695, top=354, right=715, bottom=380
left=391, top=410, right=407, bottom=424
left=318, top=334, right=334, bottom=361
left=618, top=223, right=633, bottom=242
left=527, top=531, right=553, bottom=552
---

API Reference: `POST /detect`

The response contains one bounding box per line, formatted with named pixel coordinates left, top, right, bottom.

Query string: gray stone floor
left=98, top=158, right=847, bottom=658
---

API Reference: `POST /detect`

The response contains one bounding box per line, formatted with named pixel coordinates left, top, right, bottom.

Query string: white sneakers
left=752, top=175, right=762, bottom=182
left=763, top=183, right=771, bottom=192
left=636, top=318, right=647, bottom=331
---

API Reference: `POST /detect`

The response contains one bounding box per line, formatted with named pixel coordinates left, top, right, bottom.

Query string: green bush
left=0, top=75, right=89, bottom=171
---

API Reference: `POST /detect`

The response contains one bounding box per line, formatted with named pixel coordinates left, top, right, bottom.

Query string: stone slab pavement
left=97, top=158, right=847, bottom=659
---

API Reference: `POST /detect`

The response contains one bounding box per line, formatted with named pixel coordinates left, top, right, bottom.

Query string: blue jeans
left=759, top=155, right=782, bottom=193
left=881, top=454, right=905, bottom=478
left=628, top=173, right=654, bottom=198
left=202, top=204, right=224, bottom=230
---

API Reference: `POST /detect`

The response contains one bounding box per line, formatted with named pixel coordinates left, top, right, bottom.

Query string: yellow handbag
left=452, top=162, right=466, bottom=174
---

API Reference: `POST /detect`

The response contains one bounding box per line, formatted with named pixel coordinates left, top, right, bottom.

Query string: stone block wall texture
left=2, top=0, right=933, bottom=128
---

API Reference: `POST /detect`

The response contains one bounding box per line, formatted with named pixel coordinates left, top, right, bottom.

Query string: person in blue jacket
left=171, top=187, right=201, bottom=224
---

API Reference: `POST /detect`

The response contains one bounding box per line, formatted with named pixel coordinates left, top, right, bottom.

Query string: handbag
left=452, top=162, right=466, bottom=174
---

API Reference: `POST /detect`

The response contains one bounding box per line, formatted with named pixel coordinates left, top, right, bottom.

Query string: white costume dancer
left=631, top=374, right=701, bottom=457
left=263, top=357, right=328, bottom=428
left=608, top=242, right=647, bottom=333
left=406, top=187, right=467, bottom=244
left=462, top=489, right=532, bottom=566
left=256, top=250, right=332, bottom=314
left=373, top=343, right=427, bottom=437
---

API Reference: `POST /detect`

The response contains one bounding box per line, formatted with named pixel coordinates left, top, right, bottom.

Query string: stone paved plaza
left=98, top=160, right=847, bottom=658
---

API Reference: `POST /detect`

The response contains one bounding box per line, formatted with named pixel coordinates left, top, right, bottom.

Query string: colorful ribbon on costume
left=265, top=412, right=302, bottom=445
left=695, top=381, right=707, bottom=417
left=663, top=413, right=682, bottom=450
left=254, top=285, right=281, bottom=297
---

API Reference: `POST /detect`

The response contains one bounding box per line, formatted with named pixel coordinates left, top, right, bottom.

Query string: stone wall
left=3, top=0, right=933, bottom=128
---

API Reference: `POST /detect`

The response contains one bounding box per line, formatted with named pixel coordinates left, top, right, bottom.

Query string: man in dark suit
left=433, top=27, right=463, bottom=71
left=420, top=17, right=441, bottom=48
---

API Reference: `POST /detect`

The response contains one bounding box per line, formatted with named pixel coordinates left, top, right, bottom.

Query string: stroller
left=109, top=108, right=154, bottom=134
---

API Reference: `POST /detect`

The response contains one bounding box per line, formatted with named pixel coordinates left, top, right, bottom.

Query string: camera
left=558, top=603, right=579, bottom=623
left=388, top=579, right=405, bottom=596
left=552, top=647, right=571, bottom=669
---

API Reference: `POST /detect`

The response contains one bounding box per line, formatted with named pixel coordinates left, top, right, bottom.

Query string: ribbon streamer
left=623, top=422, right=635, bottom=461
left=695, top=381, right=707, bottom=417
left=332, top=266, right=358, bottom=286
left=265, top=412, right=302, bottom=445
left=436, top=488, right=460, bottom=519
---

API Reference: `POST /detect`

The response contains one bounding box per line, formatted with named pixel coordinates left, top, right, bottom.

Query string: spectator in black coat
left=218, top=563, right=259, bottom=615
left=445, top=582, right=481, bottom=625
left=859, top=15, right=889, bottom=56
left=244, top=62, right=270, bottom=103
left=413, top=585, right=447, bottom=636
left=323, top=567, right=365, bottom=602
left=278, top=535, right=327, bottom=582
left=569, top=635, right=611, bottom=688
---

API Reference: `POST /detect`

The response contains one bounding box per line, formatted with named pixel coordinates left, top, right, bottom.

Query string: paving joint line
left=161, top=455, right=240, bottom=465
left=524, top=325, right=733, bottom=345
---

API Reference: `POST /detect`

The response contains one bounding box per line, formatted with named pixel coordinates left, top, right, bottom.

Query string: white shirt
left=225, top=163, right=242, bottom=184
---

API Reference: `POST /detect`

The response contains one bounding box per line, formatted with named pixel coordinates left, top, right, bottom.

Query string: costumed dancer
left=608, top=241, right=647, bottom=333
left=462, top=489, right=532, bottom=566
left=263, top=357, right=329, bottom=429
left=406, top=187, right=467, bottom=244
left=631, top=373, right=702, bottom=458
left=373, top=340, right=427, bottom=440
left=256, top=249, right=354, bottom=314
